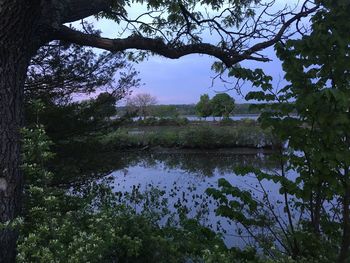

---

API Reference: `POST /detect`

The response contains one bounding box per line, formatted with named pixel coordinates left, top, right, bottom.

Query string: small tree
left=195, top=94, right=213, bottom=120
left=126, top=93, right=158, bottom=119
left=211, top=93, right=235, bottom=119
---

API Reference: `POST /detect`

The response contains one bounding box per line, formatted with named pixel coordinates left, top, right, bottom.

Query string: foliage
left=211, top=93, right=235, bottom=118
left=25, top=40, right=138, bottom=104
left=208, top=0, right=350, bottom=262
left=100, top=122, right=277, bottom=150
left=151, top=105, right=180, bottom=118
left=135, top=116, right=189, bottom=126
left=25, top=93, right=118, bottom=142
left=118, top=103, right=262, bottom=117
left=24, top=37, right=140, bottom=144
left=18, top=126, right=254, bottom=263
left=196, top=94, right=213, bottom=119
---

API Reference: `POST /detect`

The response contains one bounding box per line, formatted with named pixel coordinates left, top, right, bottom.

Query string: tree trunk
left=0, top=47, right=31, bottom=263
left=339, top=176, right=350, bottom=263
left=0, top=2, right=40, bottom=262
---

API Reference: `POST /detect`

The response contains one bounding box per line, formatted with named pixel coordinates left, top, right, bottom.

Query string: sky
left=79, top=0, right=306, bottom=105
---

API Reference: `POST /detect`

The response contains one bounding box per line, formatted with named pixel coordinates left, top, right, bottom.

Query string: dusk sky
left=131, top=47, right=284, bottom=105
left=81, top=0, right=303, bottom=105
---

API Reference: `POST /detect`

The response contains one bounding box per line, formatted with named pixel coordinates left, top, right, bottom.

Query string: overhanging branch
left=53, top=1, right=319, bottom=68
left=54, top=26, right=269, bottom=67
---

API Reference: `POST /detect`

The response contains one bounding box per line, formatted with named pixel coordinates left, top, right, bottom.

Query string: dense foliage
left=195, top=93, right=235, bottom=119
left=25, top=38, right=140, bottom=133
left=207, top=1, right=350, bottom=262
left=196, top=94, right=213, bottom=119
left=25, top=40, right=138, bottom=105
left=211, top=93, right=235, bottom=118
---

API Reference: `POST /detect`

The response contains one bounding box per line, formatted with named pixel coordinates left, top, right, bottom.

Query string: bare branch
left=242, top=3, right=319, bottom=58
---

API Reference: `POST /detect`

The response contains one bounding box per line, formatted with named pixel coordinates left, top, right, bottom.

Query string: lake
left=104, top=149, right=285, bottom=248
left=126, top=114, right=260, bottom=122
left=184, top=114, right=259, bottom=121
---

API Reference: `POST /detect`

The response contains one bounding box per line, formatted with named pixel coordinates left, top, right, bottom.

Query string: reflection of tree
left=149, top=152, right=277, bottom=177
left=51, top=144, right=126, bottom=187
left=119, top=151, right=278, bottom=177
left=53, top=149, right=279, bottom=187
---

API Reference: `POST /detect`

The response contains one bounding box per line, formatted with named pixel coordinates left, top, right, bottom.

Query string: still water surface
left=106, top=149, right=283, bottom=247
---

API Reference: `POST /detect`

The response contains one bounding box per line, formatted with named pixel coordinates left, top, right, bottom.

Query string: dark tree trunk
left=0, top=47, right=30, bottom=263
left=339, top=177, right=350, bottom=263
left=0, top=2, right=40, bottom=262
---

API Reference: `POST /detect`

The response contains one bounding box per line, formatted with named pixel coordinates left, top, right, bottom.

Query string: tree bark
left=0, top=47, right=31, bottom=263
left=339, top=175, right=350, bottom=263
left=0, top=2, right=39, bottom=262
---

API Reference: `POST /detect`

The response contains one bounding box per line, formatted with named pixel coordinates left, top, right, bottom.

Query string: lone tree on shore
left=195, top=94, right=212, bottom=120
left=0, top=0, right=319, bottom=261
left=211, top=93, right=235, bottom=119
left=126, top=93, right=157, bottom=119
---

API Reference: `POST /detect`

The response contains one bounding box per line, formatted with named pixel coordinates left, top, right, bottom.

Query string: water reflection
left=53, top=147, right=277, bottom=186
left=115, top=149, right=277, bottom=177
left=53, top=146, right=283, bottom=247
left=105, top=149, right=280, bottom=247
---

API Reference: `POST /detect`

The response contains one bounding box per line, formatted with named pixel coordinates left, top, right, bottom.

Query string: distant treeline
left=117, top=103, right=261, bottom=117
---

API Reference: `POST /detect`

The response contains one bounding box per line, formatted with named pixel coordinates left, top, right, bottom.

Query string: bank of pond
left=100, top=118, right=280, bottom=150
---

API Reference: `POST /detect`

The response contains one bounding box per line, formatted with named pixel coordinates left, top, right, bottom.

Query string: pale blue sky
left=77, top=0, right=306, bottom=104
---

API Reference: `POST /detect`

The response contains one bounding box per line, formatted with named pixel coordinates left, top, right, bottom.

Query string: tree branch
left=54, top=26, right=269, bottom=67
left=242, top=3, right=319, bottom=58
left=52, top=1, right=319, bottom=68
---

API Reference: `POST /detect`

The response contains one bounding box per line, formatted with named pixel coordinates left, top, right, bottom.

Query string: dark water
left=106, top=149, right=283, bottom=247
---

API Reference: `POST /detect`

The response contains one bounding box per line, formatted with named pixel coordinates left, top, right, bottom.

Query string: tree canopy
left=25, top=41, right=138, bottom=104
left=196, top=94, right=213, bottom=119
left=211, top=93, right=235, bottom=118
left=207, top=1, right=350, bottom=262
left=40, top=0, right=318, bottom=67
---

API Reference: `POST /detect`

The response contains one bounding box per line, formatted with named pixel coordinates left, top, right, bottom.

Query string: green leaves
left=195, top=94, right=213, bottom=119
left=203, top=1, right=350, bottom=261
left=211, top=93, right=235, bottom=118
left=207, top=178, right=258, bottom=226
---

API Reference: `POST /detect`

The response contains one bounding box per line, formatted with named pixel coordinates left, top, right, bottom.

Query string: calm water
left=106, top=149, right=285, bottom=247
left=184, top=114, right=259, bottom=121
left=128, top=114, right=260, bottom=122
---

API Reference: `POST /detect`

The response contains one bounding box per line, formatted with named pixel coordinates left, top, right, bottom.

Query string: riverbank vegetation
left=100, top=119, right=278, bottom=150
left=17, top=126, right=295, bottom=263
